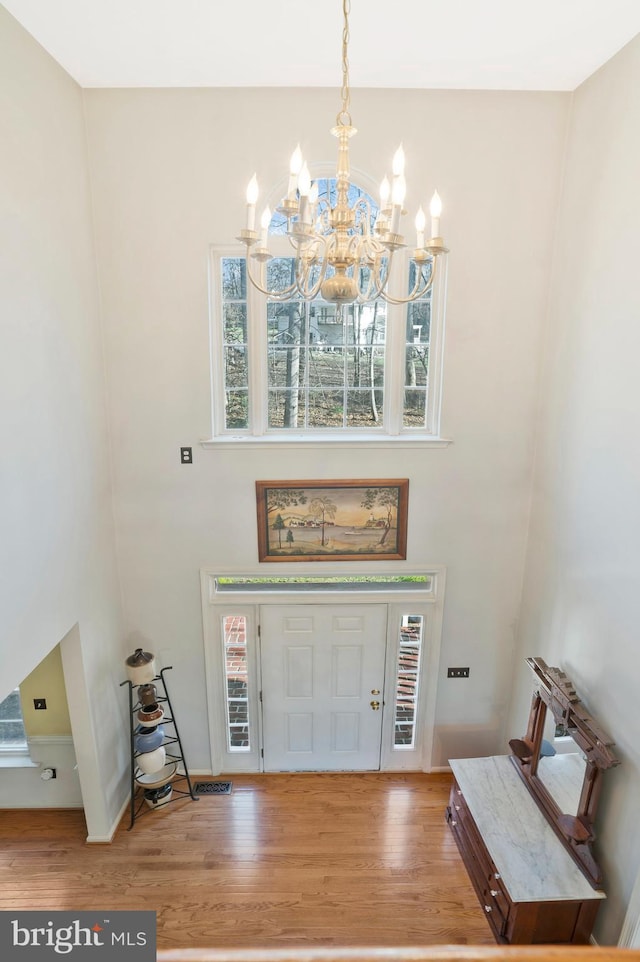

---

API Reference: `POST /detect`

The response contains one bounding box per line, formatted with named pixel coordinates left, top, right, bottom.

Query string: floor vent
left=194, top=781, right=232, bottom=795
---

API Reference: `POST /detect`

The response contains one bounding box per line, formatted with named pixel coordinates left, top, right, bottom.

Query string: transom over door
left=260, top=604, right=388, bottom=772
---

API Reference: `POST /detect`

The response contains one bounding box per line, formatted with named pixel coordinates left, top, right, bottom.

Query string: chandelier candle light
left=237, top=0, right=448, bottom=306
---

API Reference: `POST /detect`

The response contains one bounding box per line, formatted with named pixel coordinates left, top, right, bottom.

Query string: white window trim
left=203, top=605, right=262, bottom=775
left=0, top=688, right=34, bottom=764
left=0, top=756, right=39, bottom=768
left=205, top=199, right=451, bottom=448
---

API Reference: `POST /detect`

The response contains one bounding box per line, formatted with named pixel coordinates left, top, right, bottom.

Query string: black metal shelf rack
left=120, top=666, right=198, bottom=829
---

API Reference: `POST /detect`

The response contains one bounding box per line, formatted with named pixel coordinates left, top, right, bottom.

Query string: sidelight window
left=222, top=615, right=251, bottom=752
left=392, top=614, right=424, bottom=749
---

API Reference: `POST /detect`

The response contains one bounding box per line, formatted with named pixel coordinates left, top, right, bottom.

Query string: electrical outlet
left=33, top=698, right=47, bottom=710
left=447, top=667, right=470, bottom=678
left=180, top=447, right=193, bottom=464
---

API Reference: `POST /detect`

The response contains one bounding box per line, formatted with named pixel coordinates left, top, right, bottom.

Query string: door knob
left=370, top=700, right=380, bottom=710
left=371, top=689, right=380, bottom=695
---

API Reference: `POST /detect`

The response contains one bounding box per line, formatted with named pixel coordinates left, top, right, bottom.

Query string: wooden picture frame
left=256, top=479, right=409, bottom=562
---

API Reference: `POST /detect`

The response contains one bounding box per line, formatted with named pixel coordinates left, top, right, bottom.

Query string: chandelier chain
left=238, top=0, right=448, bottom=306
left=339, top=0, right=351, bottom=125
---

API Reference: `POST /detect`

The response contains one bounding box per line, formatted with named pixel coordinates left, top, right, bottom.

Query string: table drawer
left=448, top=780, right=510, bottom=939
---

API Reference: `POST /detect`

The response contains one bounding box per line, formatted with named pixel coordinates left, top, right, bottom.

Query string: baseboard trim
left=86, top=792, right=129, bottom=845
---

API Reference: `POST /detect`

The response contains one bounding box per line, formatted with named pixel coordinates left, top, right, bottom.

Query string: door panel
left=260, top=604, right=387, bottom=771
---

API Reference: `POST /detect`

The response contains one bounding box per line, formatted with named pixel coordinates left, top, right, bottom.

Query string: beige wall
left=0, top=7, right=125, bottom=838
left=82, top=84, right=569, bottom=770
left=509, top=33, right=640, bottom=944
left=20, top=645, right=71, bottom=737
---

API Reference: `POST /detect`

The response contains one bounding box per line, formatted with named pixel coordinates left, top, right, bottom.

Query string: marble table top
left=449, top=754, right=605, bottom=903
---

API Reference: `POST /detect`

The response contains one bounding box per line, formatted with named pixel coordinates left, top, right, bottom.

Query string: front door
left=260, top=604, right=387, bottom=771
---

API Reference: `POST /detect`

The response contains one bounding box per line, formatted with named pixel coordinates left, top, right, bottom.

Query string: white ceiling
left=3, top=0, right=640, bottom=91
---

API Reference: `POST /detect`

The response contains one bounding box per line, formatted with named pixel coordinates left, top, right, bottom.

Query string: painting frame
left=256, top=479, right=409, bottom=562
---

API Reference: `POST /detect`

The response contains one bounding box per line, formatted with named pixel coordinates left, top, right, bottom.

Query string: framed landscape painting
left=256, top=479, right=409, bottom=562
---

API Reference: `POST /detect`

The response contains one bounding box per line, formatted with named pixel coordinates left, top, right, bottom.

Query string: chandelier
left=237, top=0, right=448, bottom=306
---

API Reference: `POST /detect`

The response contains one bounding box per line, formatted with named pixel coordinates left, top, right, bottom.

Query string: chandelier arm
left=354, top=263, right=388, bottom=304
left=352, top=259, right=375, bottom=303
left=316, top=198, right=331, bottom=227
left=352, top=196, right=374, bottom=234
left=349, top=236, right=390, bottom=302
left=362, top=237, right=388, bottom=264
left=245, top=257, right=301, bottom=301
left=358, top=249, right=395, bottom=302
left=296, top=245, right=330, bottom=301
left=298, top=267, right=328, bottom=302
left=355, top=278, right=377, bottom=304
left=379, top=257, right=439, bottom=306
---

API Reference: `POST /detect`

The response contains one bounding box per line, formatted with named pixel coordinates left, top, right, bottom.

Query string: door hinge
left=258, top=624, right=261, bottom=639
left=259, top=690, right=263, bottom=703
left=261, top=748, right=264, bottom=758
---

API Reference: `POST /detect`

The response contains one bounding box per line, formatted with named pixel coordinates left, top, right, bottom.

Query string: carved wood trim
left=509, top=657, right=620, bottom=887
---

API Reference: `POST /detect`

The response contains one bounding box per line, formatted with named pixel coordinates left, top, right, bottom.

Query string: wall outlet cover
left=447, top=667, right=470, bottom=678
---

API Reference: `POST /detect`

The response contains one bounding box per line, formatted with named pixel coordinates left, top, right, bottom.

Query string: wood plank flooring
left=0, top=773, right=494, bottom=950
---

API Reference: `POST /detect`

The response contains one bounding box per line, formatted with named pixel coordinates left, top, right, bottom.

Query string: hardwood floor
left=0, top=773, right=494, bottom=950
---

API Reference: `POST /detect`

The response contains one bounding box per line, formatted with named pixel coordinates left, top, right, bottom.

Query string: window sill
left=201, top=435, right=453, bottom=451
left=0, top=756, right=39, bottom=768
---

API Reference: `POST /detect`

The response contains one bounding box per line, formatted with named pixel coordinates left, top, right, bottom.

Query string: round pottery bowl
left=137, top=683, right=157, bottom=707
left=144, top=783, right=172, bottom=809
left=136, top=745, right=166, bottom=775
left=136, top=704, right=164, bottom=728
left=135, top=761, right=177, bottom=790
left=124, top=648, right=156, bottom=685
left=134, top=724, right=165, bottom=754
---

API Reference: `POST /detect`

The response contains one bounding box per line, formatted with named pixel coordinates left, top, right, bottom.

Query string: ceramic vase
left=125, top=648, right=156, bottom=685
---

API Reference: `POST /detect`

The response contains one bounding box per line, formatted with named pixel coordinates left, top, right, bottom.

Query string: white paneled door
left=260, top=604, right=388, bottom=771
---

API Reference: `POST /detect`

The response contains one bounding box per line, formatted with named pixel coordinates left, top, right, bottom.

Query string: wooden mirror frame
left=509, top=657, right=619, bottom=887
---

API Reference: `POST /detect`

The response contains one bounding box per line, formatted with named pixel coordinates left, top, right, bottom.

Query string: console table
left=446, top=755, right=605, bottom=944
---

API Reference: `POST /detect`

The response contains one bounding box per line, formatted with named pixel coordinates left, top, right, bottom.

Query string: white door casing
left=260, top=604, right=387, bottom=771
left=200, top=568, right=446, bottom=775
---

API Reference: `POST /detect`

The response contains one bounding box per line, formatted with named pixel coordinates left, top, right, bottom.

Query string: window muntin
left=212, top=179, right=446, bottom=441
left=266, top=294, right=387, bottom=430
left=221, top=258, right=249, bottom=430
left=403, top=262, right=432, bottom=428
left=0, top=689, right=28, bottom=753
